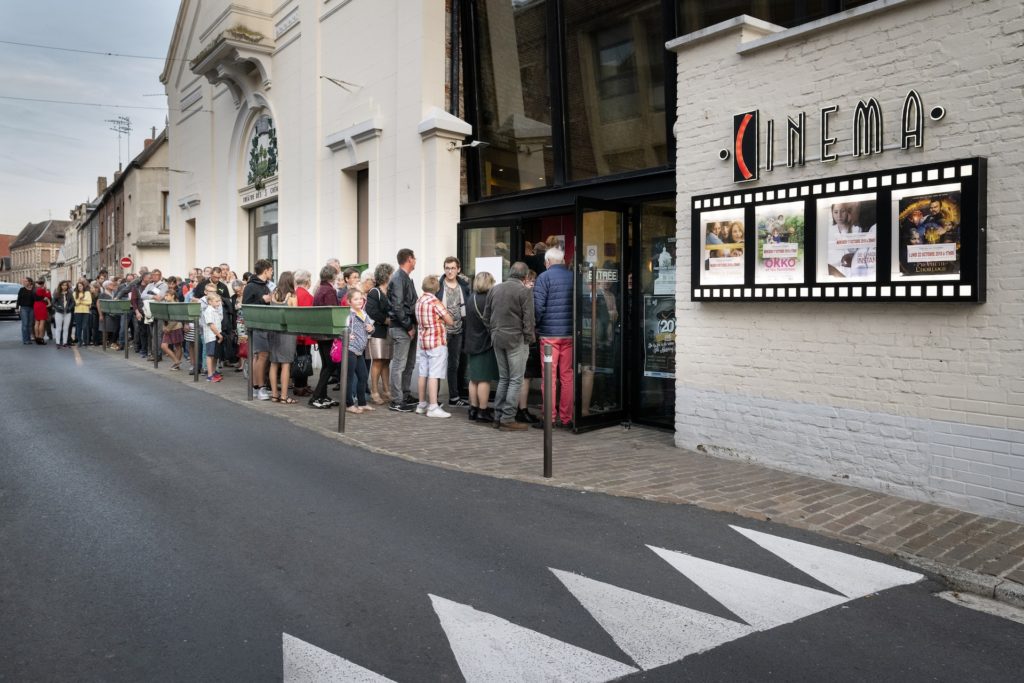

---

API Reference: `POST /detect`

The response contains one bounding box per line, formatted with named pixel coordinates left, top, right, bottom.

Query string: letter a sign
left=733, top=111, right=760, bottom=183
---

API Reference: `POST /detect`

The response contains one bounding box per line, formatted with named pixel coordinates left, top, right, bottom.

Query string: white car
left=0, top=282, right=19, bottom=318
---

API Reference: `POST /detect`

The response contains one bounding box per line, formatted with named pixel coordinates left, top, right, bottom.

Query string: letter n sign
left=733, top=111, right=759, bottom=183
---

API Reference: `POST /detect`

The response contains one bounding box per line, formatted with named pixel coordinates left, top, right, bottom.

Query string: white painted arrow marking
left=730, top=525, right=924, bottom=599
left=282, top=633, right=395, bottom=683
left=429, top=594, right=638, bottom=682
left=648, top=545, right=849, bottom=631
left=551, top=568, right=755, bottom=670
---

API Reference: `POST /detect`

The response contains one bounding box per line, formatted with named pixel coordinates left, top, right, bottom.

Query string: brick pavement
left=101, top=347, right=1024, bottom=604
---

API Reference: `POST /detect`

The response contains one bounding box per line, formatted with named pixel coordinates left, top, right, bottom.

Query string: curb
left=99, top=347, right=1024, bottom=611
left=896, top=553, right=1024, bottom=609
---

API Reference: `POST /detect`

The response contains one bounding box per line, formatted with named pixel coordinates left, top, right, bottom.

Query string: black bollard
left=338, top=336, right=349, bottom=434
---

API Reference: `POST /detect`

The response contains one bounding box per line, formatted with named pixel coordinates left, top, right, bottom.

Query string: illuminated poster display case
left=690, top=158, right=986, bottom=302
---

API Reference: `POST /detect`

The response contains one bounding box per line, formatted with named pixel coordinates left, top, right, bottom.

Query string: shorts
left=251, top=329, right=271, bottom=354
left=204, top=340, right=217, bottom=357
left=415, top=345, right=448, bottom=379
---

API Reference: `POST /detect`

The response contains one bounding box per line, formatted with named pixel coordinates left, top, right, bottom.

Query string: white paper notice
left=475, top=256, right=504, bottom=284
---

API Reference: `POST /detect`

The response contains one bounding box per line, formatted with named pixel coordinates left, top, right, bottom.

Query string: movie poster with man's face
left=700, top=208, right=745, bottom=286
left=891, top=184, right=962, bottom=281
left=755, top=201, right=805, bottom=285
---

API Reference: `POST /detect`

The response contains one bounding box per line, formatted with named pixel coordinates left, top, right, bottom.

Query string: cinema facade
left=161, top=0, right=1022, bottom=522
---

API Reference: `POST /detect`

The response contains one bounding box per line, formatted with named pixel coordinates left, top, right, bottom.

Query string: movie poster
left=815, top=193, right=878, bottom=282
left=643, top=295, right=675, bottom=379
left=651, top=236, right=676, bottom=295
left=699, top=208, right=745, bottom=286
left=891, top=184, right=962, bottom=281
left=754, top=201, right=805, bottom=285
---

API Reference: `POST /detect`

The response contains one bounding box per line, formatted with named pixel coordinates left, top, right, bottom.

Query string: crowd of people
left=14, top=243, right=578, bottom=431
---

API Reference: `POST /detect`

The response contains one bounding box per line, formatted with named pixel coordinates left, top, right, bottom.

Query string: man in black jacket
left=16, top=277, right=35, bottom=344
left=387, top=248, right=419, bottom=411
left=242, top=259, right=274, bottom=400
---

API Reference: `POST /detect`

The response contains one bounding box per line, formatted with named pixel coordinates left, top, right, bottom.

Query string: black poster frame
left=690, top=157, right=986, bottom=303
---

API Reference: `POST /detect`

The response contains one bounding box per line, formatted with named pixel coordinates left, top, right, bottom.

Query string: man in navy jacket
left=532, top=246, right=574, bottom=429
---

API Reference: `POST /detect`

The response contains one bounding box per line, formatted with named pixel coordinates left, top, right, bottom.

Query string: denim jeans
left=388, top=327, right=415, bottom=401
left=19, top=307, right=33, bottom=343
left=347, top=350, right=369, bottom=407
left=446, top=331, right=464, bottom=401
left=74, top=312, right=89, bottom=345
left=54, top=311, right=72, bottom=346
left=493, top=342, right=529, bottom=424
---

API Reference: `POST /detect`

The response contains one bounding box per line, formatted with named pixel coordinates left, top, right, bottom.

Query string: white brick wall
left=670, top=0, right=1024, bottom=522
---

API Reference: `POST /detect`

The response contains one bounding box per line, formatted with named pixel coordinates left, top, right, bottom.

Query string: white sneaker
left=415, top=402, right=428, bottom=414
left=256, top=387, right=272, bottom=401
left=426, top=405, right=451, bottom=419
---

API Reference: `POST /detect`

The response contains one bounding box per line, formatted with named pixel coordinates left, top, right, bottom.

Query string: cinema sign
left=730, top=89, right=940, bottom=183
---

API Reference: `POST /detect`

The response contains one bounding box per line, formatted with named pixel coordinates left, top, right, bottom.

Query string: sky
left=0, top=0, right=181, bottom=233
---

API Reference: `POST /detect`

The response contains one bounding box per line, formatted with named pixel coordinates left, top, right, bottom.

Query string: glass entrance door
left=574, top=198, right=628, bottom=430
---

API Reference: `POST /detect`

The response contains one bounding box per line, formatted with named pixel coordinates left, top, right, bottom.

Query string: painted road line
left=429, top=594, right=638, bottom=682
left=730, top=525, right=924, bottom=599
left=282, top=633, right=395, bottom=683
left=551, top=568, right=755, bottom=670
left=648, top=545, right=849, bottom=630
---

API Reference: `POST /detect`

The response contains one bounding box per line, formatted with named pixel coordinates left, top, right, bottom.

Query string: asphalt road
left=2, top=318, right=1022, bottom=682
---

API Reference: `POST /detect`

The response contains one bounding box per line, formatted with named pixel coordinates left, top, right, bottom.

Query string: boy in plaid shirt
left=414, top=275, right=454, bottom=418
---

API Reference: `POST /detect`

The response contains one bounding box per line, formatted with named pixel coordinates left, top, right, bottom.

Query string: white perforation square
left=766, top=191, right=775, bottom=201
left=961, top=165, right=973, bottom=176
left=743, top=288, right=752, bottom=297
left=713, top=197, right=721, bottom=207
left=867, top=177, right=878, bottom=188
left=881, top=286, right=891, bottom=296
left=826, top=183, right=836, bottom=193
left=723, top=196, right=731, bottom=206
left=755, top=192, right=764, bottom=202
left=723, top=289, right=732, bottom=298
left=693, top=289, right=701, bottom=298
left=801, top=186, right=809, bottom=196
left=812, top=287, right=822, bottom=297
left=912, top=171, right=923, bottom=182
left=927, top=285, right=938, bottom=296
left=895, top=286, right=906, bottom=296
left=839, top=181, right=850, bottom=192
left=813, top=184, right=823, bottom=194
left=800, top=287, right=809, bottom=297
left=882, top=176, right=892, bottom=186
left=943, top=285, right=954, bottom=296
left=853, top=179, right=863, bottom=190
left=960, top=285, right=972, bottom=296
left=927, top=169, right=938, bottom=181
left=943, top=167, right=955, bottom=179
left=713, top=289, right=721, bottom=298
left=867, top=287, right=877, bottom=296
left=744, top=193, right=753, bottom=202
left=755, top=289, right=764, bottom=298
left=911, top=286, right=922, bottom=296
left=838, top=288, right=849, bottom=297
left=897, top=173, right=908, bottom=184
left=826, top=287, right=836, bottom=297
left=852, top=287, right=862, bottom=297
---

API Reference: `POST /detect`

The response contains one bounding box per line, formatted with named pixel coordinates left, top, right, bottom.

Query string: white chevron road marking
left=648, top=545, right=850, bottom=630
left=429, top=594, right=639, bottom=682
left=730, top=525, right=924, bottom=598
left=282, top=633, right=396, bottom=683
left=551, top=568, right=755, bottom=670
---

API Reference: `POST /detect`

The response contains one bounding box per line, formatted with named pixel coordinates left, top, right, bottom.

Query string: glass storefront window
left=475, top=0, right=554, bottom=197
left=637, top=199, right=676, bottom=425
left=251, top=201, right=278, bottom=273
left=460, top=225, right=512, bottom=282
left=564, top=0, right=668, bottom=181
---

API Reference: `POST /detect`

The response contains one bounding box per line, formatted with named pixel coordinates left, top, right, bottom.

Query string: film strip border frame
left=690, top=157, right=986, bottom=303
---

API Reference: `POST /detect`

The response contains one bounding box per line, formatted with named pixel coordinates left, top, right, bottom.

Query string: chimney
left=97, top=176, right=107, bottom=195
left=143, top=138, right=154, bottom=149
left=113, top=171, right=121, bottom=183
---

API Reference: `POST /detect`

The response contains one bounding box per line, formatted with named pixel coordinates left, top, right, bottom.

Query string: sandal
left=281, top=396, right=297, bottom=404
left=271, top=395, right=281, bottom=403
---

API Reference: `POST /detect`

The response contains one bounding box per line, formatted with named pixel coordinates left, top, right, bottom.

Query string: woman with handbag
left=291, top=270, right=315, bottom=397
left=309, top=266, right=341, bottom=409
left=364, top=262, right=394, bottom=404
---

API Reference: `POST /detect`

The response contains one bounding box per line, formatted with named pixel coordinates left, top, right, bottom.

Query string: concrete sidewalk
left=102, top=347, right=1024, bottom=606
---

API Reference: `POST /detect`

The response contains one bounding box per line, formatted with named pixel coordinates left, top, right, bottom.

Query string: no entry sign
left=120, top=256, right=133, bottom=269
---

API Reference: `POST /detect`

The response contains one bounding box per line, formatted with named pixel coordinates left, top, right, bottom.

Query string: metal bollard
left=193, top=318, right=201, bottom=383
left=338, top=336, right=349, bottom=434
left=153, top=319, right=162, bottom=369
left=543, top=343, right=553, bottom=478
left=124, top=315, right=130, bottom=360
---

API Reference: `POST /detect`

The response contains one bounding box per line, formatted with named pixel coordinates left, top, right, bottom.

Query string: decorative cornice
left=190, top=28, right=275, bottom=107
left=325, top=118, right=383, bottom=152
left=417, top=107, right=472, bottom=141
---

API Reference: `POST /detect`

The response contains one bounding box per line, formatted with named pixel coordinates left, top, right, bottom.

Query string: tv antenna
left=105, top=115, right=132, bottom=168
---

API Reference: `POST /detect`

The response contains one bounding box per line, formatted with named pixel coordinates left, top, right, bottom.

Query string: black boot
left=516, top=408, right=539, bottom=424
left=468, top=407, right=478, bottom=422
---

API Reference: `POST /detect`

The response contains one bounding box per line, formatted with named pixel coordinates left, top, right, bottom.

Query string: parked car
left=0, top=282, right=20, bottom=318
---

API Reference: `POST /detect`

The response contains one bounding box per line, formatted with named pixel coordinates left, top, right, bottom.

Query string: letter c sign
left=733, top=110, right=760, bottom=183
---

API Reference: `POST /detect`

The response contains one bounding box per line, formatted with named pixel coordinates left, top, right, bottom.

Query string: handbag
left=330, top=337, right=343, bottom=364
left=237, top=338, right=249, bottom=359
left=293, top=352, right=313, bottom=378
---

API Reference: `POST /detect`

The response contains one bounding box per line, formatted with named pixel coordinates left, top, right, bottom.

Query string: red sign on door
left=120, top=256, right=133, bottom=269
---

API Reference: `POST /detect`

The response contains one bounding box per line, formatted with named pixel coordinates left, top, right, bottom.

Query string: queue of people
left=16, top=245, right=578, bottom=432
